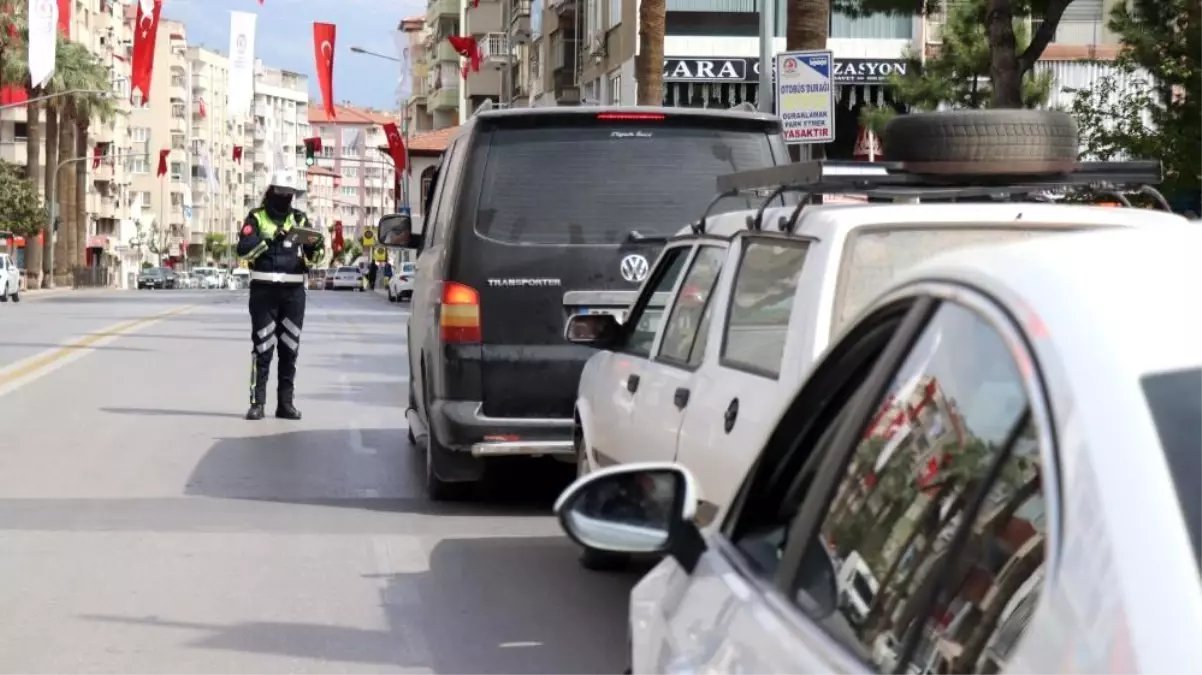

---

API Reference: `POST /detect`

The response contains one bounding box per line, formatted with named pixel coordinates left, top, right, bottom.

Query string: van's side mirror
left=379, top=213, right=422, bottom=249
left=565, top=313, right=620, bottom=348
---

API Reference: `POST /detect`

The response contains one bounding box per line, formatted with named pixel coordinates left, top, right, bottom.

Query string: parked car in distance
left=0, top=252, right=20, bottom=302
left=137, top=267, right=171, bottom=289
left=231, top=267, right=249, bottom=289
left=331, top=266, right=361, bottom=290
left=378, top=104, right=793, bottom=500
left=308, top=268, right=327, bottom=290
left=324, top=266, right=338, bottom=290
left=387, top=262, right=415, bottom=302
left=555, top=224, right=1202, bottom=675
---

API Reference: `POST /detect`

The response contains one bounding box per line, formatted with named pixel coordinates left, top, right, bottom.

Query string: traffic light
left=303, top=137, right=321, bottom=166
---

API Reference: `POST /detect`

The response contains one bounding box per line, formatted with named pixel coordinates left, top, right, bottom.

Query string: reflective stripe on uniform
left=279, top=333, right=300, bottom=353
left=256, top=323, right=275, bottom=340
left=256, top=335, right=277, bottom=353
left=240, top=240, right=268, bottom=261
left=280, top=317, right=301, bottom=337
left=249, top=271, right=305, bottom=283
left=253, top=210, right=297, bottom=239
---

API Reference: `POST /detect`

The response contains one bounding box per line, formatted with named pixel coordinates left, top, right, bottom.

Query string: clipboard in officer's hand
left=285, top=226, right=324, bottom=247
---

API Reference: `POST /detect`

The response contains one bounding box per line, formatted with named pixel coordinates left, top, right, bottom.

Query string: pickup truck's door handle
left=674, top=387, right=690, bottom=409
left=626, top=374, right=640, bottom=393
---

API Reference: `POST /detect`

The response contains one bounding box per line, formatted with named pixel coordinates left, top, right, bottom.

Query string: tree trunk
left=45, top=105, right=63, bottom=274
left=75, top=117, right=89, bottom=270
left=985, top=0, right=1023, bottom=108
left=24, top=98, right=43, bottom=284
left=786, top=0, right=829, bottom=50
left=635, top=0, right=665, bottom=105
left=58, top=107, right=75, bottom=278
left=953, top=535, right=1045, bottom=671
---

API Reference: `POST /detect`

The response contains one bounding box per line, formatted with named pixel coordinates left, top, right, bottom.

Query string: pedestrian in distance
left=236, top=169, right=326, bottom=421
left=368, top=260, right=378, bottom=291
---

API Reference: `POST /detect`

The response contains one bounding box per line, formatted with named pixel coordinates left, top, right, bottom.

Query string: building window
left=132, top=126, right=150, bottom=142
left=830, top=11, right=913, bottom=39
left=170, top=162, right=183, bottom=181
left=607, top=0, right=621, bottom=29
left=129, top=157, right=149, bottom=174
left=607, top=71, right=622, bottom=104
left=171, top=103, right=185, bottom=118
left=344, top=167, right=358, bottom=178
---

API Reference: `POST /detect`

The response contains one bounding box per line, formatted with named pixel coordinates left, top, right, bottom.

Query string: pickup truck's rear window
left=474, top=117, right=783, bottom=246
left=834, top=225, right=1086, bottom=333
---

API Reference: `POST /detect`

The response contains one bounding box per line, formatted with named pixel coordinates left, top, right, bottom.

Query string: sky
left=163, top=0, right=426, bottom=111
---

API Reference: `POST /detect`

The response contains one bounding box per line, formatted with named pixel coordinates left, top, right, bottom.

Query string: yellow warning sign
left=361, top=228, right=375, bottom=248
left=373, top=246, right=387, bottom=262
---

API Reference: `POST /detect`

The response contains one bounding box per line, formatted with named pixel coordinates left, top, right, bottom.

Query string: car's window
left=796, top=300, right=1049, bottom=675
left=657, top=246, right=725, bottom=366
left=473, top=116, right=782, bottom=245
left=424, top=140, right=457, bottom=246
left=621, top=246, right=691, bottom=358
left=1141, top=367, right=1201, bottom=574
left=401, top=263, right=415, bottom=273
left=834, top=225, right=1085, bottom=335
left=721, top=239, right=808, bottom=378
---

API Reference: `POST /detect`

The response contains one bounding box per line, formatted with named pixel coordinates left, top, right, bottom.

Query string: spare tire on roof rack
left=882, top=109, right=1080, bottom=175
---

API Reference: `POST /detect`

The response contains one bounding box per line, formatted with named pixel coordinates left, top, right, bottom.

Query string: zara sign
left=663, top=57, right=911, bottom=85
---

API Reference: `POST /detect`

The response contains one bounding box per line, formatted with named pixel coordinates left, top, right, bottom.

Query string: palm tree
left=65, top=47, right=113, bottom=270
left=636, top=0, right=666, bottom=104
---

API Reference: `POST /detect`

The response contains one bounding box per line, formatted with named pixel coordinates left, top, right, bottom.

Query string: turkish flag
left=131, top=0, right=163, bottom=105
left=232, top=145, right=243, bottom=163
left=312, top=22, right=336, bottom=119
left=198, top=97, right=207, bottom=118
left=157, top=148, right=170, bottom=177
left=92, top=144, right=102, bottom=169
left=447, top=36, right=481, bottom=78
left=332, top=220, right=344, bottom=253
left=382, top=122, right=407, bottom=174
left=56, top=0, right=70, bottom=36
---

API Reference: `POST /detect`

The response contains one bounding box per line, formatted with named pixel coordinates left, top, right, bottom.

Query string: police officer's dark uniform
left=235, top=171, right=325, bottom=420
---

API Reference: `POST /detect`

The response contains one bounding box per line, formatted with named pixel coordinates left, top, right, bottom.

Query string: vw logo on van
left=619, top=254, right=650, bottom=283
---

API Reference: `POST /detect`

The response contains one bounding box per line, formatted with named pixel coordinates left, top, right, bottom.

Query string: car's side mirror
left=564, top=313, right=621, bottom=348
left=378, top=213, right=423, bottom=249
left=553, top=463, right=708, bottom=572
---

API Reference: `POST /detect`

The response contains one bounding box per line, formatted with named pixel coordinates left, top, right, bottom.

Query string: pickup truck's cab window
left=722, top=239, right=809, bottom=377
left=622, top=247, right=690, bottom=358
left=657, top=246, right=725, bottom=365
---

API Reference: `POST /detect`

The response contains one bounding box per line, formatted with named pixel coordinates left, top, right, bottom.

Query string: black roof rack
left=708, top=159, right=1170, bottom=234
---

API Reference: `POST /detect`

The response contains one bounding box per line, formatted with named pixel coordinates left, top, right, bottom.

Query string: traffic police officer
left=236, top=169, right=325, bottom=420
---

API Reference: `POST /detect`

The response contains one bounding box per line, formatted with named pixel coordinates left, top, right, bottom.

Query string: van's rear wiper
left=624, top=230, right=672, bottom=244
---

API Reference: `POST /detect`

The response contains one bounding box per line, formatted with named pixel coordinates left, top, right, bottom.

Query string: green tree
left=836, top=0, right=1075, bottom=108
left=0, top=159, right=48, bottom=238
left=887, top=0, right=1053, bottom=111
left=1069, top=0, right=1200, bottom=205
left=204, top=232, right=230, bottom=263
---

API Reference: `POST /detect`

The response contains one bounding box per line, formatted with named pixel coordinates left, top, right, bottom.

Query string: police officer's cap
left=267, top=169, right=303, bottom=196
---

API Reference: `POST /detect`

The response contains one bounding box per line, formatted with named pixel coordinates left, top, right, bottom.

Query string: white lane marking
left=499, top=641, right=543, bottom=648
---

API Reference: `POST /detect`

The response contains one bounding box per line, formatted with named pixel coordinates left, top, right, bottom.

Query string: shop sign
left=665, top=56, right=911, bottom=85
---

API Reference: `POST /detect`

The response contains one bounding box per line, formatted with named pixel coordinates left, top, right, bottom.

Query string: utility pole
left=501, top=1, right=513, bottom=106
left=757, top=0, right=773, bottom=114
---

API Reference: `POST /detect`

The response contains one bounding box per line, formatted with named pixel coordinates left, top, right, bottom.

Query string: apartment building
left=401, top=17, right=436, bottom=133
left=187, top=46, right=255, bottom=258
left=308, top=104, right=398, bottom=243
left=249, top=63, right=311, bottom=213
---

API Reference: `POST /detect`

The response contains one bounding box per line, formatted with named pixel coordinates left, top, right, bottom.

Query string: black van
left=378, top=105, right=789, bottom=499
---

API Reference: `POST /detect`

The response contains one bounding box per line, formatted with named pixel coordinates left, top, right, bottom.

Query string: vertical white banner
left=394, top=30, right=412, bottom=103
left=227, top=11, right=257, bottom=119
left=27, top=0, right=58, bottom=88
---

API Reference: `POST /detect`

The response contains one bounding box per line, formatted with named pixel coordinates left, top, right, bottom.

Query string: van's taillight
left=440, top=282, right=481, bottom=343
left=596, top=112, right=665, bottom=121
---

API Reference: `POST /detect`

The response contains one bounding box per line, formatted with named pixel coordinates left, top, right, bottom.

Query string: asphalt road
left=0, top=288, right=638, bottom=674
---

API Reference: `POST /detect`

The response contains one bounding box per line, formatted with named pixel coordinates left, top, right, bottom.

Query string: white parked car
left=556, top=224, right=1202, bottom=675
left=565, top=163, right=1186, bottom=569
left=387, top=261, right=415, bottom=302
left=331, top=265, right=362, bottom=290
left=0, top=252, right=20, bottom=302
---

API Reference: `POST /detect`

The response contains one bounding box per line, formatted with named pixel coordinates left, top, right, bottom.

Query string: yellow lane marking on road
left=0, top=305, right=197, bottom=395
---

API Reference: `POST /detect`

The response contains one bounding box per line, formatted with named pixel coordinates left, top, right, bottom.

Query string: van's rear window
left=473, top=120, right=780, bottom=245
left=1141, top=368, right=1202, bottom=576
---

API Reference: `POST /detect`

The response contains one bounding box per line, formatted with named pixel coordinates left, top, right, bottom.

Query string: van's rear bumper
left=429, top=400, right=575, bottom=458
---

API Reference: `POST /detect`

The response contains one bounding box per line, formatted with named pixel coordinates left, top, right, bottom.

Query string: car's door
left=676, top=234, right=812, bottom=525
left=644, top=285, right=1060, bottom=675
left=583, top=243, right=694, bottom=468
left=624, top=244, right=728, bottom=465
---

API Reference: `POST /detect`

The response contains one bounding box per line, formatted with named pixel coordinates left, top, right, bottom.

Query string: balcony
left=430, top=81, right=460, bottom=110
left=426, top=0, right=458, bottom=24
left=509, top=0, right=532, bottom=43
left=95, top=196, right=120, bottom=220
left=192, top=177, right=210, bottom=193
left=467, top=0, right=504, bottom=33
left=549, top=0, right=576, bottom=17
left=191, top=73, right=208, bottom=92
left=254, top=150, right=269, bottom=166
left=170, top=77, right=187, bottom=102
left=432, top=39, right=461, bottom=63
left=170, top=116, right=187, bottom=133
left=93, top=162, right=114, bottom=182
left=551, top=35, right=578, bottom=74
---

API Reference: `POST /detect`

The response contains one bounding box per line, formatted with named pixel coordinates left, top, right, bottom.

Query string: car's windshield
left=834, top=225, right=1088, bottom=335
left=401, top=263, right=415, bottom=273
left=338, top=267, right=356, bottom=273
left=1142, top=367, right=1201, bottom=574
left=474, top=116, right=784, bottom=246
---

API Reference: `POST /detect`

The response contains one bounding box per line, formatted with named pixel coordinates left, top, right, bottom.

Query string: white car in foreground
left=567, top=192, right=1186, bottom=568
left=556, top=224, right=1202, bottom=675
left=331, top=265, right=362, bottom=290
left=387, top=261, right=415, bottom=302
left=0, top=252, right=20, bottom=302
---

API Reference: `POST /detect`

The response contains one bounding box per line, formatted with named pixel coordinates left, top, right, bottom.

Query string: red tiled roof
left=408, top=127, right=457, bottom=154
left=307, top=166, right=339, bottom=177
left=308, top=104, right=396, bottom=125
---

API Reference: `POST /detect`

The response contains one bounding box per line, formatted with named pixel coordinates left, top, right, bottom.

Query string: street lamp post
left=350, top=46, right=413, bottom=213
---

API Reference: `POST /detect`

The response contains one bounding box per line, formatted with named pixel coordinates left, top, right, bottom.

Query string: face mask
left=265, top=191, right=292, bottom=216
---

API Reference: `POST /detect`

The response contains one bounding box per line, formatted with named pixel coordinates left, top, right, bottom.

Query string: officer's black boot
left=246, top=403, right=266, bottom=420
left=276, top=399, right=302, bottom=420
